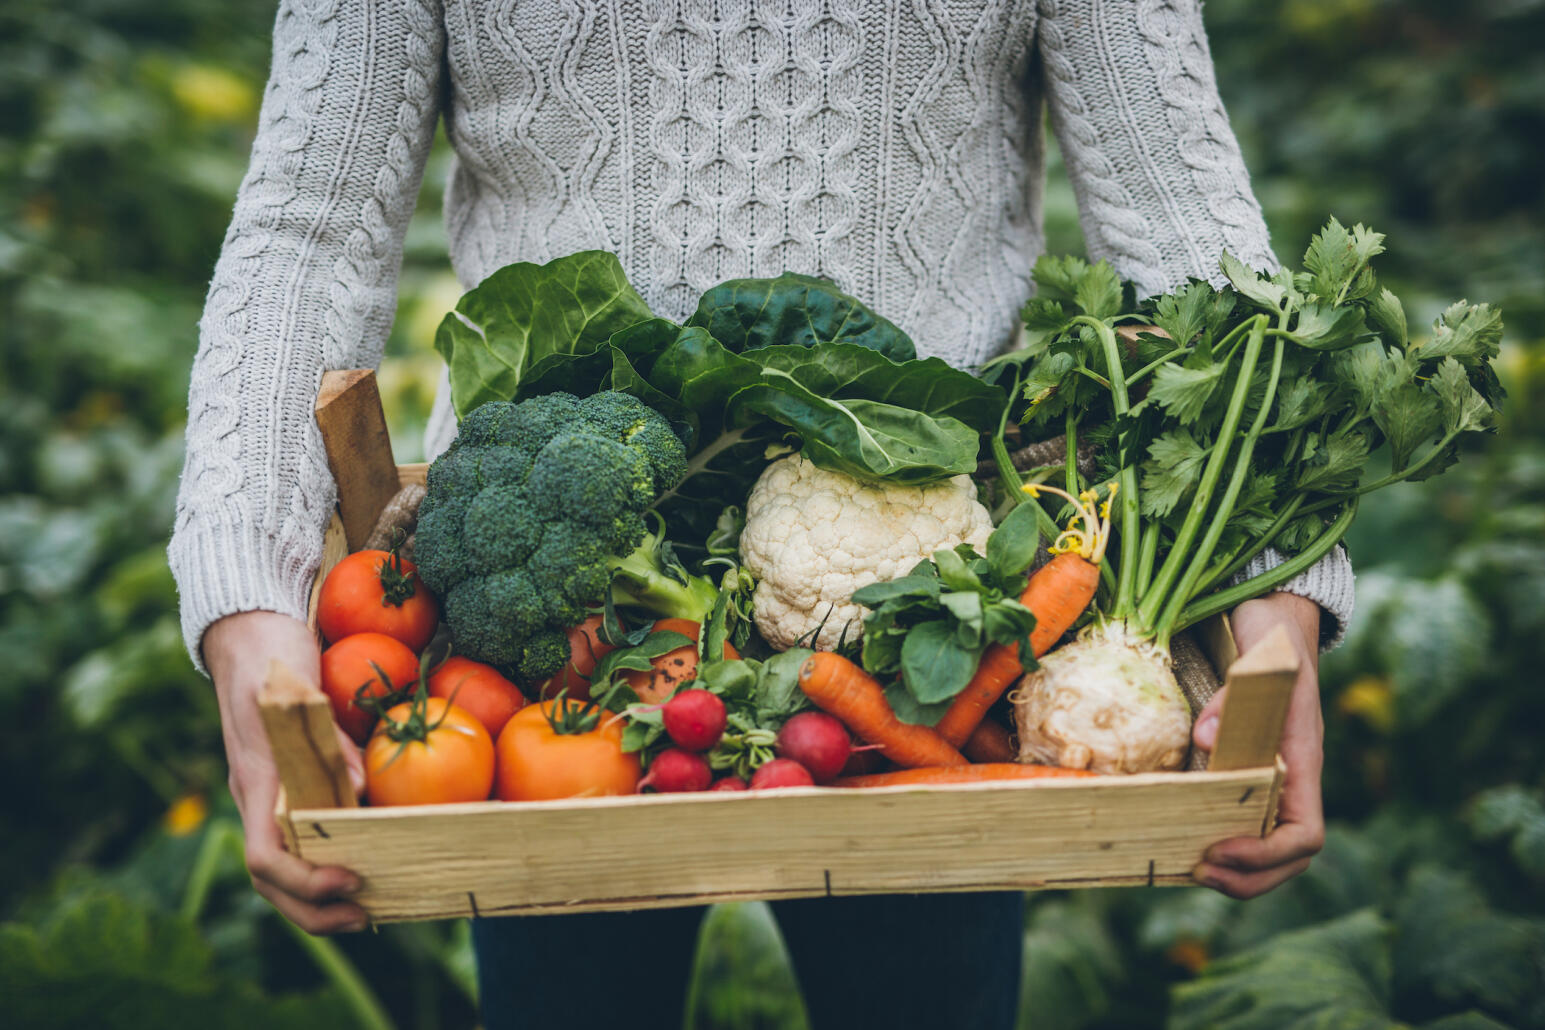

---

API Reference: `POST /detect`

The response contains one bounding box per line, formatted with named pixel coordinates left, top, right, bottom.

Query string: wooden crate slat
left=258, top=660, right=357, bottom=811
left=290, top=768, right=1276, bottom=922
left=316, top=370, right=400, bottom=550
left=1207, top=624, right=1300, bottom=772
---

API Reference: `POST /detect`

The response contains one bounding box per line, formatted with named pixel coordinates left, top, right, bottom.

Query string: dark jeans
left=472, top=891, right=1024, bottom=1030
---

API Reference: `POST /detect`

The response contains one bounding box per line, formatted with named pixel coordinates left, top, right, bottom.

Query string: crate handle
left=258, top=659, right=358, bottom=810
left=1206, top=624, right=1300, bottom=771
left=316, top=369, right=400, bottom=551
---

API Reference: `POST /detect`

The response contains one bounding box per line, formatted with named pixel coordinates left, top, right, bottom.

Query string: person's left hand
left=1189, top=591, right=1325, bottom=899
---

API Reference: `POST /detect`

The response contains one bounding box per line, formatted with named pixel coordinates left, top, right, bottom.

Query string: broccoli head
left=415, top=391, right=689, bottom=680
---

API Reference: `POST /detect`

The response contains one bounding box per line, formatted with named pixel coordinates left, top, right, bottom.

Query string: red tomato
left=317, top=549, right=439, bottom=651
left=320, top=632, right=420, bottom=744
left=429, top=656, right=526, bottom=739
left=365, top=698, right=495, bottom=806
left=621, top=618, right=740, bottom=704
left=495, top=700, right=640, bottom=801
left=533, top=615, right=615, bottom=702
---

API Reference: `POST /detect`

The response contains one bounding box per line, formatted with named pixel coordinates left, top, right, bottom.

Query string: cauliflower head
left=739, top=453, right=993, bottom=650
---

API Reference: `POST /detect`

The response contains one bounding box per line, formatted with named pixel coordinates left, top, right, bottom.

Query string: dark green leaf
left=1394, top=865, right=1543, bottom=1011
left=1373, top=379, right=1443, bottom=472
left=1290, top=301, right=1367, bottom=350
left=1150, top=363, right=1224, bottom=422
left=1297, top=432, right=1369, bottom=492
left=686, top=272, right=916, bottom=360
left=1303, top=217, right=1385, bottom=302
left=752, top=648, right=815, bottom=726
left=850, top=574, right=942, bottom=607
left=883, top=681, right=954, bottom=727
left=899, top=619, right=978, bottom=704
left=940, top=590, right=984, bottom=632
left=1271, top=378, right=1333, bottom=432
left=1074, top=261, right=1123, bottom=320
left=986, top=501, right=1043, bottom=581
left=1141, top=430, right=1207, bottom=518
left=1432, top=357, right=1495, bottom=434
left=932, top=548, right=982, bottom=593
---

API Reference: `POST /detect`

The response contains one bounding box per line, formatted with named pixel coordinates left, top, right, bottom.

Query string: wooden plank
left=398, top=463, right=428, bottom=488
left=316, top=369, right=399, bottom=551
left=1207, top=624, right=1300, bottom=772
left=290, top=767, right=1277, bottom=922
left=304, top=513, right=349, bottom=636
left=258, top=660, right=358, bottom=811
left=1197, top=613, right=1239, bottom=679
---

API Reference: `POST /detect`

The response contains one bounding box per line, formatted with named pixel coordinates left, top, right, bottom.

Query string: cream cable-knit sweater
left=170, top=0, right=1354, bottom=671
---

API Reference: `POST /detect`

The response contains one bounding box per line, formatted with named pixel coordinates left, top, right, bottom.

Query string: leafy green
left=434, top=251, right=654, bottom=417
left=686, top=272, right=916, bottom=360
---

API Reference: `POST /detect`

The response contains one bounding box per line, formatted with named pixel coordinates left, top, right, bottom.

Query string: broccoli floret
left=416, top=390, right=699, bottom=677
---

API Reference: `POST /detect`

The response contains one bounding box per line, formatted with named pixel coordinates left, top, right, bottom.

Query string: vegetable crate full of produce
left=260, top=226, right=1501, bottom=923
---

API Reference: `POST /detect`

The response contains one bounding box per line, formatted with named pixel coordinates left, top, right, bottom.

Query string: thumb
left=335, top=725, right=367, bottom=798
left=1192, top=686, right=1228, bottom=752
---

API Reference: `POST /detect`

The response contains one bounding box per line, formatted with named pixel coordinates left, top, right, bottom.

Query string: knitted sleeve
left=168, top=0, right=444, bottom=673
left=1037, top=0, right=1354, bottom=647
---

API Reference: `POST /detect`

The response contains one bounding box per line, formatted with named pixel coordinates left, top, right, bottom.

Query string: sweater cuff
left=1230, top=545, right=1356, bottom=652
left=168, top=505, right=322, bottom=677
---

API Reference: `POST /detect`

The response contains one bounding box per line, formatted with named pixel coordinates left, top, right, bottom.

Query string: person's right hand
left=204, top=610, right=369, bottom=933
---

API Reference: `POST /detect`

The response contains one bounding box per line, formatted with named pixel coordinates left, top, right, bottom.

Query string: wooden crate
left=259, top=371, right=1297, bottom=924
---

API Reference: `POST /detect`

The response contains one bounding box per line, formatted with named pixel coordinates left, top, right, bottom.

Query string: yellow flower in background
left=1337, top=675, right=1395, bottom=734
left=170, top=62, right=256, bottom=123
left=163, top=792, right=208, bottom=836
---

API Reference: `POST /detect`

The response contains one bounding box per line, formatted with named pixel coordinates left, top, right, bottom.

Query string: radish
left=774, top=711, right=851, bottom=784
left=750, top=758, right=814, bottom=789
left=709, top=776, right=748, bottom=791
left=661, top=688, right=726, bottom=752
left=637, top=748, right=712, bottom=793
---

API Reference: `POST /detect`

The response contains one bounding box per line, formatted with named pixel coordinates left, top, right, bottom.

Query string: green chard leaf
left=985, top=501, right=1043, bottom=581
left=434, top=251, right=654, bottom=416
left=686, top=272, right=916, bottom=360
left=884, top=682, right=954, bottom=727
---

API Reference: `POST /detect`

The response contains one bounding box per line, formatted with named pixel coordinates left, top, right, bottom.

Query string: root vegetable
left=709, top=776, right=749, bottom=791
left=774, top=712, right=851, bottom=784
left=662, top=688, right=727, bottom=752
left=1012, top=620, right=1192, bottom=774
left=962, top=720, right=1017, bottom=764
left=750, top=759, right=815, bottom=789
left=638, top=747, right=713, bottom=793
left=797, top=652, right=966, bottom=768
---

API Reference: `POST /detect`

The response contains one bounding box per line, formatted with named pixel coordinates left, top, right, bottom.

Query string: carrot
left=933, top=482, right=1113, bottom=749
left=962, top=719, right=1018, bottom=763
left=833, top=763, right=1097, bottom=788
left=797, top=653, right=967, bottom=769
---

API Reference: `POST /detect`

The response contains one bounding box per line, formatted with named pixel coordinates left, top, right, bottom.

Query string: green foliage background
left=2, top=1, right=1542, bottom=1027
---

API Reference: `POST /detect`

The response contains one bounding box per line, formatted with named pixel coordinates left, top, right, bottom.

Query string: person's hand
left=204, top=610, right=369, bottom=933
left=1189, top=592, right=1324, bottom=899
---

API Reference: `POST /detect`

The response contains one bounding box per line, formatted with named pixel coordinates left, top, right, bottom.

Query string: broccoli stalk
left=607, top=515, right=721, bottom=623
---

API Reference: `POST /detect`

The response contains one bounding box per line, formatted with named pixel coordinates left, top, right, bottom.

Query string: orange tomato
left=320, top=632, right=420, bottom=744
left=621, top=618, right=739, bottom=704
left=317, top=548, right=439, bottom=651
left=429, top=656, right=527, bottom=739
left=365, top=698, right=495, bottom=806
left=495, top=700, right=641, bottom=801
left=533, top=614, right=615, bottom=702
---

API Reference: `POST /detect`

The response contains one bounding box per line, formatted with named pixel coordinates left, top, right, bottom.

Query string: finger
left=253, top=877, right=370, bottom=935
left=237, top=767, right=364, bottom=902
left=1192, top=686, right=1227, bottom=752
left=1193, top=855, right=1313, bottom=900
left=1204, top=818, right=1324, bottom=872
